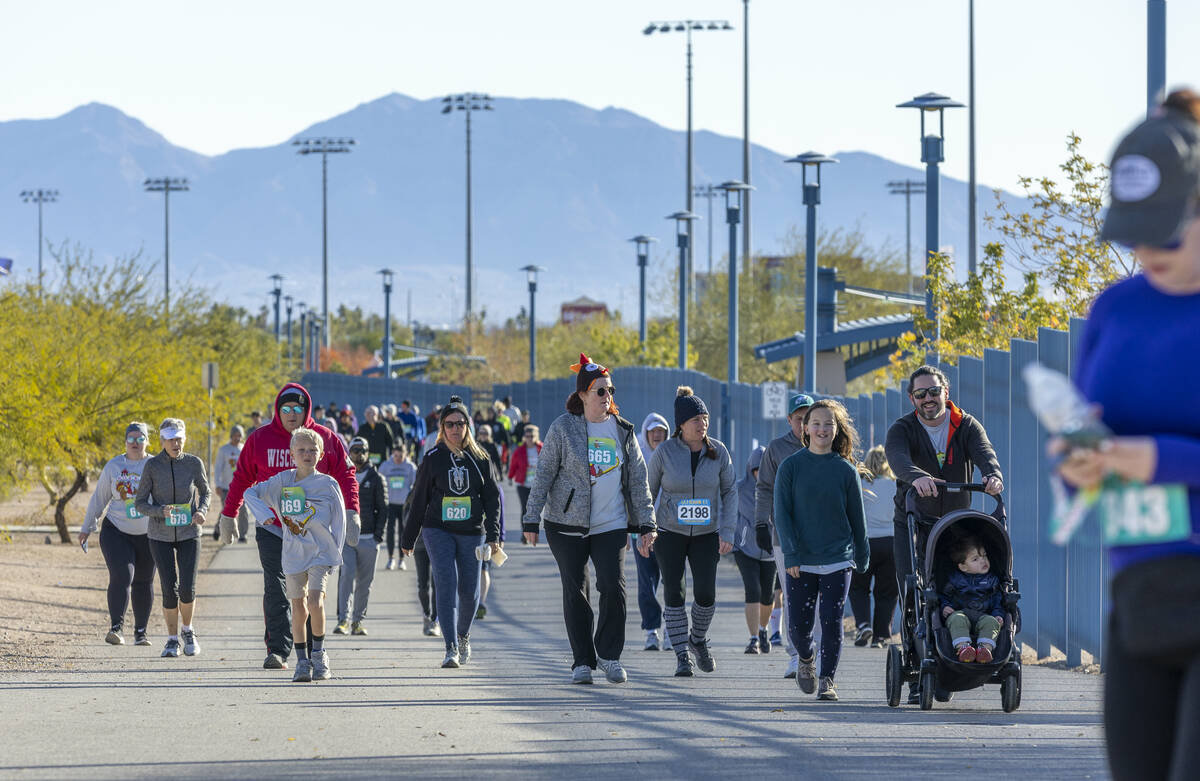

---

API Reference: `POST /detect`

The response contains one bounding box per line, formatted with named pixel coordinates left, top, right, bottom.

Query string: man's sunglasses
left=280, top=405, right=307, bottom=415
left=593, top=386, right=616, bottom=398
left=911, top=386, right=945, bottom=400
left=349, top=448, right=366, bottom=455
left=126, top=435, right=146, bottom=444
left=443, top=420, right=468, bottom=430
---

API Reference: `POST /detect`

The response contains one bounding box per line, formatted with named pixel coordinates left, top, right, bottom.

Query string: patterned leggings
left=786, top=568, right=851, bottom=679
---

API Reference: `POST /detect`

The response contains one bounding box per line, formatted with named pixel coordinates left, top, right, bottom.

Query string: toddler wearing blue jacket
left=940, top=535, right=1004, bottom=664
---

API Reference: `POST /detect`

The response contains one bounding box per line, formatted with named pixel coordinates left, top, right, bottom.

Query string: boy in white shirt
left=243, top=427, right=346, bottom=683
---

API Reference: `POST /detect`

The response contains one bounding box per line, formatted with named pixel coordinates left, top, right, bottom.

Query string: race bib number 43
left=442, top=496, right=472, bottom=522
left=588, top=437, right=620, bottom=479
left=280, top=486, right=307, bottom=516
left=677, top=498, right=713, bottom=526
left=1100, top=483, right=1191, bottom=547
left=165, top=504, right=192, bottom=527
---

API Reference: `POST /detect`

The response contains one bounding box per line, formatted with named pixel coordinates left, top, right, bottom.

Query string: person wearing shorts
left=243, top=427, right=346, bottom=683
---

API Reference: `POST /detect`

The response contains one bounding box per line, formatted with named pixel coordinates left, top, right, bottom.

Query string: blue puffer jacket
left=939, top=570, right=1003, bottom=619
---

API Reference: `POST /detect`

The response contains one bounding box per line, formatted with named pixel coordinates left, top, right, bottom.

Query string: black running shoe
left=688, top=639, right=715, bottom=673
left=674, top=651, right=694, bottom=677
left=745, top=638, right=760, bottom=655
left=105, top=628, right=124, bottom=645
left=134, top=629, right=150, bottom=646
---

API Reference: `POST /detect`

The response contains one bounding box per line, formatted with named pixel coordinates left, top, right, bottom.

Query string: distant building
left=560, top=296, right=609, bottom=325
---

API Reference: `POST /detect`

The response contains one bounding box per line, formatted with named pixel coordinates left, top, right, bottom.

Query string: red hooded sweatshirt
left=221, top=382, right=359, bottom=535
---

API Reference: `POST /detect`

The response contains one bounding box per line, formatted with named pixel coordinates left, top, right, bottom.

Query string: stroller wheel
left=1001, top=672, right=1022, bottom=713
left=919, top=671, right=935, bottom=711
left=885, top=645, right=903, bottom=708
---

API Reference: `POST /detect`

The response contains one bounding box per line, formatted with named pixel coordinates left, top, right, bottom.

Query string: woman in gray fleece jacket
left=646, top=386, right=737, bottom=677
left=522, top=353, right=656, bottom=686
left=134, top=418, right=211, bottom=659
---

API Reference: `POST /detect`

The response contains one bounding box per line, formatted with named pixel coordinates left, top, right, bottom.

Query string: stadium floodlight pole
left=294, top=137, right=355, bottom=349
left=897, top=92, right=964, bottom=354
left=143, top=177, right=189, bottom=315
left=19, top=189, right=58, bottom=294
left=269, top=274, right=284, bottom=342
left=628, top=235, right=658, bottom=346
left=693, top=183, right=719, bottom=278
left=441, top=93, right=495, bottom=350
left=785, top=153, right=838, bottom=395
left=284, top=295, right=294, bottom=363
left=379, top=268, right=394, bottom=378
left=1148, top=0, right=1166, bottom=114
left=887, top=179, right=927, bottom=294
left=967, top=0, right=978, bottom=277
left=520, top=265, right=546, bottom=381
left=666, top=210, right=700, bottom=369
left=742, top=0, right=752, bottom=278
left=644, top=19, right=734, bottom=302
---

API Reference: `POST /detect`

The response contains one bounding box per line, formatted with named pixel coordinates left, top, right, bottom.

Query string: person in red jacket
left=219, top=383, right=360, bottom=670
left=507, top=425, right=542, bottom=520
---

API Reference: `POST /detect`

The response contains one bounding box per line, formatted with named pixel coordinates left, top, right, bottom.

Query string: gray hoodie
left=522, top=412, right=655, bottom=535
left=646, top=436, right=737, bottom=541
left=734, top=446, right=771, bottom=560
left=636, top=412, right=670, bottom=462
left=134, top=450, right=212, bottom=542
left=754, top=430, right=804, bottom=546
left=242, top=468, right=347, bottom=574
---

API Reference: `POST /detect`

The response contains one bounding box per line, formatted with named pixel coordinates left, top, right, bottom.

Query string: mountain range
left=0, top=93, right=1025, bottom=327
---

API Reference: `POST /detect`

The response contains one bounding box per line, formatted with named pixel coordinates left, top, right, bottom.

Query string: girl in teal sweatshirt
left=773, top=400, right=869, bottom=702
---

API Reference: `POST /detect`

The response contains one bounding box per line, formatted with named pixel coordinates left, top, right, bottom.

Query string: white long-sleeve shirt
left=243, top=468, right=346, bottom=574
left=213, top=442, right=243, bottom=490
left=81, top=455, right=150, bottom=536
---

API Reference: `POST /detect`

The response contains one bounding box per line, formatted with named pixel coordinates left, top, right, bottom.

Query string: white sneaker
left=644, top=630, right=661, bottom=651
left=397, top=557, right=408, bottom=571
left=784, top=655, right=799, bottom=679
left=386, top=558, right=397, bottom=571
left=597, top=657, right=627, bottom=683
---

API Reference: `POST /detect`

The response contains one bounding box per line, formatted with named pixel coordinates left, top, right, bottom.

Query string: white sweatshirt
left=81, top=454, right=151, bottom=536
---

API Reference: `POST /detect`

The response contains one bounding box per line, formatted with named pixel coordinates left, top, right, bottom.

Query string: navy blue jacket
left=939, top=570, right=1003, bottom=619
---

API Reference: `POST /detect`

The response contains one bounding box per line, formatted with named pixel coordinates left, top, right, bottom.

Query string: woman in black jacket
left=401, top=397, right=501, bottom=669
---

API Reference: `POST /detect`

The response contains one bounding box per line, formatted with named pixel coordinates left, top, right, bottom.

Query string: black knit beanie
left=440, top=395, right=470, bottom=421
left=674, top=386, right=708, bottom=429
left=571, top=353, right=610, bottom=394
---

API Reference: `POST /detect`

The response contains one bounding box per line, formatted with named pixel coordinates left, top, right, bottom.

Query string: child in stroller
left=940, top=534, right=1004, bottom=664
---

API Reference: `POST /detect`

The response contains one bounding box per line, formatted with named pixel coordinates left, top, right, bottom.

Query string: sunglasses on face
left=349, top=448, right=366, bottom=455
left=911, top=386, right=945, bottom=400
left=443, top=420, right=468, bottom=430
left=126, top=435, right=146, bottom=444
left=593, top=386, right=615, bottom=398
left=280, top=405, right=306, bottom=415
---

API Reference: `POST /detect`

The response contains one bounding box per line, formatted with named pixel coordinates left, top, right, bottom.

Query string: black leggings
left=517, top=486, right=531, bottom=518
left=733, top=550, right=777, bottom=606
left=654, top=530, right=720, bottom=608
left=787, top=568, right=851, bottom=679
left=1105, top=611, right=1200, bottom=781
left=98, top=523, right=156, bottom=630
left=149, top=537, right=200, bottom=610
left=414, top=544, right=437, bottom=621
left=848, top=536, right=898, bottom=638
left=386, top=503, right=404, bottom=557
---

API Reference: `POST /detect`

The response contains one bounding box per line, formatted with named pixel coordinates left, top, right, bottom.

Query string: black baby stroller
left=885, top=482, right=1023, bottom=712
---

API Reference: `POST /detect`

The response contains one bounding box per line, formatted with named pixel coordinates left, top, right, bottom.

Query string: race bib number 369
left=280, top=487, right=307, bottom=516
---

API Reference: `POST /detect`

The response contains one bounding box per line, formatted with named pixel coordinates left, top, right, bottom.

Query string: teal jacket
left=773, top=449, right=869, bottom=571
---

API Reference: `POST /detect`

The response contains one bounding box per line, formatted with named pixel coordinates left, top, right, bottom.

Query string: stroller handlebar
left=904, top=481, right=1007, bottom=527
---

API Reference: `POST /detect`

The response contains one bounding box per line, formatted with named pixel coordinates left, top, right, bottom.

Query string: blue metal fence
left=300, top=321, right=1105, bottom=666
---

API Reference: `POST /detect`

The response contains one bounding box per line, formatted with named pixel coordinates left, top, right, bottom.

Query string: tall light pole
left=294, top=137, right=355, bottom=348
left=693, top=183, right=719, bottom=278
left=967, top=0, right=978, bottom=277
left=644, top=19, right=733, bottom=299
left=520, top=265, right=546, bottom=381
left=143, top=177, right=189, bottom=315
left=628, top=235, right=658, bottom=347
left=742, top=0, right=752, bottom=279
left=19, top=189, right=57, bottom=293
left=441, top=93, right=494, bottom=349
left=309, top=317, right=321, bottom=373
left=379, top=268, right=394, bottom=378
left=666, top=210, right=700, bottom=369
left=284, top=295, right=294, bottom=364
left=299, top=305, right=308, bottom=372
left=718, top=181, right=751, bottom=446
left=269, top=274, right=283, bottom=342
left=887, top=179, right=927, bottom=294
left=785, top=153, right=837, bottom=395
left=1148, top=1, right=1167, bottom=114
left=897, top=92, right=964, bottom=348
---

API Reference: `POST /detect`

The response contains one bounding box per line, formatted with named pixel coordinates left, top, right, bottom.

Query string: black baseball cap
left=1101, top=105, right=1200, bottom=247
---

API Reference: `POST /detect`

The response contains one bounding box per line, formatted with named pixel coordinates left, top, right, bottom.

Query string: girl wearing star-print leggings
left=400, top=396, right=501, bottom=670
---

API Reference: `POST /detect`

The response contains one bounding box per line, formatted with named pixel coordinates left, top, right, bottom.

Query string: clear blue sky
left=2, top=1, right=1194, bottom=192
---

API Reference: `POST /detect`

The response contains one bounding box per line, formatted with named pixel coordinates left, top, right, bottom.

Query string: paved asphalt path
left=0, top=486, right=1108, bottom=780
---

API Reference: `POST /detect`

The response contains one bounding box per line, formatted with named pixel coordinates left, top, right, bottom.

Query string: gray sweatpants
left=337, top=538, right=380, bottom=623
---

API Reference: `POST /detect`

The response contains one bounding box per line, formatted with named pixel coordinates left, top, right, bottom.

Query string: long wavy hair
left=802, top=399, right=870, bottom=475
